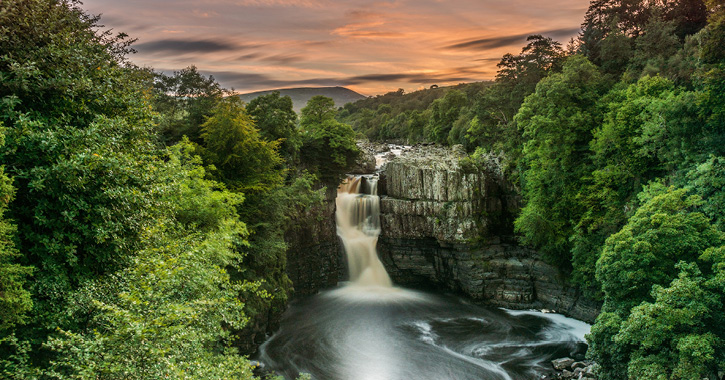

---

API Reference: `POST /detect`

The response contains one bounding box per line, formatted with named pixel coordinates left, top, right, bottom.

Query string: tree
left=300, top=96, right=359, bottom=184
left=300, top=95, right=336, bottom=127
left=0, top=127, right=32, bottom=333
left=467, top=35, right=565, bottom=173
left=200, top=97, right=285, bottom=193
left=615, top=261, right=723, bottom=380
left=513, top=55, right=608, bottom=266
left=427, top=89, right=466, bottom=144
left=152, top=66, right=226, bottom=144
left=44, top=143, right=255, bottom=379
left=246, top=91, right=300, bottom=163
left=0, top=2, right=262, bottom=376
left=571, top=75, right=678, bottom=293
left=589, top=185, right=724, bottom=379
left=685, top=156, right=725, bottom=230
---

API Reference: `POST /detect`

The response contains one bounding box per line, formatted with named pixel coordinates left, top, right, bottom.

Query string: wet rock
left=377, top=145, right=601, bottom=323
left=572, top=361, right=587, bottom=370
left=552, top=358, right=575, bottom=371
left=349, top=142, right=376, bottom=174
left=285, top=186, right=342, bottom=295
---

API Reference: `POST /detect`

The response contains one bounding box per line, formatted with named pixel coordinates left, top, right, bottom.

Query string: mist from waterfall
left=258, top=174, right=591, bottom=380
left=335, top=175, right=392, bottom=287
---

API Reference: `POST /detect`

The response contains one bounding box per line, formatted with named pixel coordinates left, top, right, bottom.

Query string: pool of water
left=259, top=284, right=589, bottom=380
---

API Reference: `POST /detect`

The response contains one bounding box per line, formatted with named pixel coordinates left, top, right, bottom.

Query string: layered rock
left=378, top=145, right=600, bottom=322
left=285, top=186, right=343, bottom=295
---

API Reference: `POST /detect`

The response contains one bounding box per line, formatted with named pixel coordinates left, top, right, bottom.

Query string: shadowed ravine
left=259, top=175, right=589, bottom=380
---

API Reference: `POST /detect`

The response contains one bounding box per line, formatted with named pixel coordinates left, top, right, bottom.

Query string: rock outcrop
left=378, top=145, right=600, bottom=323
left=285, top=186, right=343, bottom=296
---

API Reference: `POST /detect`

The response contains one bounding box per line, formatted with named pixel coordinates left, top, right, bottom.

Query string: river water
left=259, top=175, right=589, bottom=380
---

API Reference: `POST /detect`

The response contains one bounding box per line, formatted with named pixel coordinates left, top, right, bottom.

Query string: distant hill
left=238, top=86, right=367, bottom=113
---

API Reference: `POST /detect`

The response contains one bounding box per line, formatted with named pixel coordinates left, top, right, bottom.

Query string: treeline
left=338, top=82, right=490, bottom=145
left=342, top=0, right=725, bottom=378
left=0, top=0, right=358, bottom=378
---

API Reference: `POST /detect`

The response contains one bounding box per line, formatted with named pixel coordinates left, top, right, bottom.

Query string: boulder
left=552, top=357, right=575, bottom=371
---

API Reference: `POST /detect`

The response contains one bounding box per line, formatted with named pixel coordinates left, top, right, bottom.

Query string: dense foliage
left=0, top=0, right=356, bottom=378
left=2, top=0, right=724, bottom=378
left=337, top=0, right=725, bottom=378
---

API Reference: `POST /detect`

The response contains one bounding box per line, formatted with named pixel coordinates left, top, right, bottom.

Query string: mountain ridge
left=237, top=86, right=367, bottom=112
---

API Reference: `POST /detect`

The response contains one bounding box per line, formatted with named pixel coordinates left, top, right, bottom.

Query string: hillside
left=338, top=82, right=490, bottom=144
left=238, top=86, right=366, bottom=112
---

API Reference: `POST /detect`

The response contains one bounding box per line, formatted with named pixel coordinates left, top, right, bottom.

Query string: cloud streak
left=136, top=39, right=255, bottom=54
left=82, top=0, right=591, bottom=94
left=445, top=27, right=581, bottom=51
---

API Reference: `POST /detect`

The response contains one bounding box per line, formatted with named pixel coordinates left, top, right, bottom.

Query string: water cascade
left=258, top=174, right=591, bottom=380
left=335, top=175, right=391, bottom=287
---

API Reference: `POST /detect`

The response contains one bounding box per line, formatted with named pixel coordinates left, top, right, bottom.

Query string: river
left=259, top=175, right=589, bottom=380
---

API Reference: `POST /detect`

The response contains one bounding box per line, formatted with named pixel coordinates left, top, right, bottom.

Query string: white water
left=259, top=174, right=592, bottom=380
left=335, top=175, right=392, bottom=287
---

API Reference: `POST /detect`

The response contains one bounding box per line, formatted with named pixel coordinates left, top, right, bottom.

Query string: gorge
left=262, top=144, right=596, bottom=380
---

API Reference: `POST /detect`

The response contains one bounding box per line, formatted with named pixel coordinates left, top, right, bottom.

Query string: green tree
left=615, top=261, right=723, bottom=380
left=467, top=35, right=565, bottom=173
left=571, top=75, right=678, bottom=293
left=0, top=2, right=260, bottom=377
left=152, top=66, right=226, bottom=144
left=589, top=185, right=724, bottom=379
left=200, top=97, right=285, bottom=193
left=685, top=156, right=725, bottom=230
left=246, top=91, right=301, bottom=163
left=300, top=96, right=359, bottom=184
left=0, top=127, right=32, bottom=333
left=44, top=143, right=255, bottom=379
left=427, top=89, right=466, bottom=144
left=514, top=55, right=608, bottom=265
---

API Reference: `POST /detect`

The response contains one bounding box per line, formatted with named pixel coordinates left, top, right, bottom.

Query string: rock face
left=378, top=145, right=600, bottom=322
left=285, top=186, right=343, bottom=296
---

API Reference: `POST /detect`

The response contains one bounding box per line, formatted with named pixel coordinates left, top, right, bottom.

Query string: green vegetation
left=337, top=0, right=725, bottom=377
left=0, top=0, right=357, bottom=378
left=2, top=0, right=724, bottom=378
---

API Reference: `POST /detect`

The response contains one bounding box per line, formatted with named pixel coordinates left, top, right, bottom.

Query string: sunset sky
left=82, top=0, right=591, bottom=95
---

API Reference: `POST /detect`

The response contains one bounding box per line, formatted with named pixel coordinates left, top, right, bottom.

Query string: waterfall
left=336, top=175, right=392, bottom=287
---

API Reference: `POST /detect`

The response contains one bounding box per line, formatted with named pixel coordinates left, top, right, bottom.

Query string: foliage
left=427, top=89, right=466, bottom=144
left=0, top=1, right=261, bottom=377
left=685, top=156, right=725, bottom=230
left=589, top=185, right=724, bottom=379
left=467, top=35, right=566, bottom=177
left=514, top=55, right=608, bottom=266
left=246, top=91, right=301, bottom=163
left=0, top=127, right=32, bottom=332
left=300, top=96, right=359, bottom=184
left=151, top=66, right=226, bottom=144
left=338, top=84, right=487, bottom=144
left=571, top=75, right=682, bottom=293
left=200, top=97, right=285, bottom=193
left=44, top=144, right=255, bottom=379
left=579, top=0, right=707, bottom=72
left=615, top=261, right=723, bottom=380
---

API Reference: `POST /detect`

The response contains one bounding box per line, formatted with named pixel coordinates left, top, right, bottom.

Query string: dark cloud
left=262, top=53, right=306, bottom=64
left=206, top=67, right=494, bottom=92
left=136, top=39, right=255, bottom=54
left=237, top=53, right=264, bottom=60
left=205, top=71, right=341, bottom=89
left=445, top=27, right=580, bottom=51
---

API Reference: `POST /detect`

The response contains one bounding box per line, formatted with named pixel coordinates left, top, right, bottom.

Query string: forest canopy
left=1, top=0, right=724, bottom=379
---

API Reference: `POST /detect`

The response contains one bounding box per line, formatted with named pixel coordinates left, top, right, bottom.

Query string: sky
left=82, top=0, right=591, bottom=96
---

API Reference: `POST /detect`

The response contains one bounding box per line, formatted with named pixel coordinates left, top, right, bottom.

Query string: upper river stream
left=259, top=174, right=590, bottom=380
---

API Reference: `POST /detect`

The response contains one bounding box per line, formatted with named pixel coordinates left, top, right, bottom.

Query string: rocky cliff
left=285, top=186, right=343, bottom=296
left=378, top=145, right=600, bottom=322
